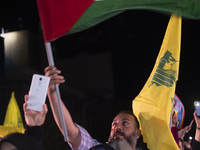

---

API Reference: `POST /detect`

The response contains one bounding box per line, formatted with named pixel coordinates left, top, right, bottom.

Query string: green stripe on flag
left=68, top=0, right=200, bottom=35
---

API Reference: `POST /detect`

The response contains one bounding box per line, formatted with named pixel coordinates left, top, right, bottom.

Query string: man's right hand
left=44, top=66, right=65, bottom=93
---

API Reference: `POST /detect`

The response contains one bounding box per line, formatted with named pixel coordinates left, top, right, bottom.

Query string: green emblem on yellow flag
left=150, top=50, right=178, bottom=87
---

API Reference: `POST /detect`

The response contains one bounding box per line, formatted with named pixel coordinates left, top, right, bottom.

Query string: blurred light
left=1, top=27, right=4, bottom=34
left=0, top=27, right=5, bottom=36
left=1, top=32, right=18, bottom=43
left=189, top=136, right=193, bottom=140
left=194, top=101, right=200, bottom=107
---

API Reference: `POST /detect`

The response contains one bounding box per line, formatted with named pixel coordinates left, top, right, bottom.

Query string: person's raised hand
left=194, top=111, right=200, bottom=128
left=23, top=94, right=48, bottom=126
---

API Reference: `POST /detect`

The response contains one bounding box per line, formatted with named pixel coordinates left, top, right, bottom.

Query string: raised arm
left=23, top=94, right=48, bottom=144
left=44, top=66, right=81, bottom=149
left=194, top=111, right=200, bottom=142
left=178, top=125, right=191, bottom=140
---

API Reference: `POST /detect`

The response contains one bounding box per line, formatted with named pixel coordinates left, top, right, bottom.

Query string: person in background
left=178, top=125, right=191, bottom=140
left=0, top=94, right=48, bottom=150
left=178, top=138, right=184, bottom=150
left=177, top=121, right=192, bottom=150
left=171, top=112, right=179, bottom=145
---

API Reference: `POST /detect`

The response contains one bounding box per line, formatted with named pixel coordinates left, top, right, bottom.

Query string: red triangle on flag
left=37, top=0, right=94, bottom=42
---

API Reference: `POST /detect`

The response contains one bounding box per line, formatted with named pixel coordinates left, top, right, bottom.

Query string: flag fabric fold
left=132, top=14, right=181, bottom=150
left=36, top=0, right=200, bottom=42
left=0, top=92, right=25, bottom=137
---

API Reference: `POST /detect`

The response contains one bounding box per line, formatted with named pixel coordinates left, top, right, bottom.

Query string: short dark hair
left=117, top=110, right=140, bottom=129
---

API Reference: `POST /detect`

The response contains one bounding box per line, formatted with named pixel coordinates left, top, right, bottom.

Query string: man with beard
left=44, top=66, right=143, bottom=150
left=107, top=111, right=141, bottom=150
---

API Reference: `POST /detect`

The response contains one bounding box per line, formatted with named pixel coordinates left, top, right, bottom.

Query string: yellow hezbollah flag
left=132, top=14, right=181, bottom=150
left=0, top=92, right=25, bottom=137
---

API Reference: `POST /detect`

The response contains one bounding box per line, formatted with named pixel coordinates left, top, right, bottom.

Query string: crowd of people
left=171, top=111, right=200, bottom=150
left=0, top=65, right=200, bottom=150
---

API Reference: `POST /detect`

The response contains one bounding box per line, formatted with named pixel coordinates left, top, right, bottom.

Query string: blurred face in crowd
left=0, top=142, right=17, bottom=150
left=108, top=112, right=141, bottom=150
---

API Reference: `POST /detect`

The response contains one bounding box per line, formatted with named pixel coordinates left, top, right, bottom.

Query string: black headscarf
left=0, top=132, right=45, bottom=150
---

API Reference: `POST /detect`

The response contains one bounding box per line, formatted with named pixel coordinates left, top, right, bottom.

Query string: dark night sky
left=1, top=0, right=200, bottom=148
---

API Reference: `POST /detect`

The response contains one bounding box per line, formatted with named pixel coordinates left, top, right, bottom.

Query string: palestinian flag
left=36, top=0, right=200, bottom=42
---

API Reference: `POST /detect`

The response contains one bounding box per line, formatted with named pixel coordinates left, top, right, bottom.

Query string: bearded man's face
left=107, top=113, right=141, bottom=150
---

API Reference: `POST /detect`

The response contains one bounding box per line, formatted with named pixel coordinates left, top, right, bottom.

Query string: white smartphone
left=194, top=101, right=200, bottom=117
left=27, top=74, right=50, bottom=112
